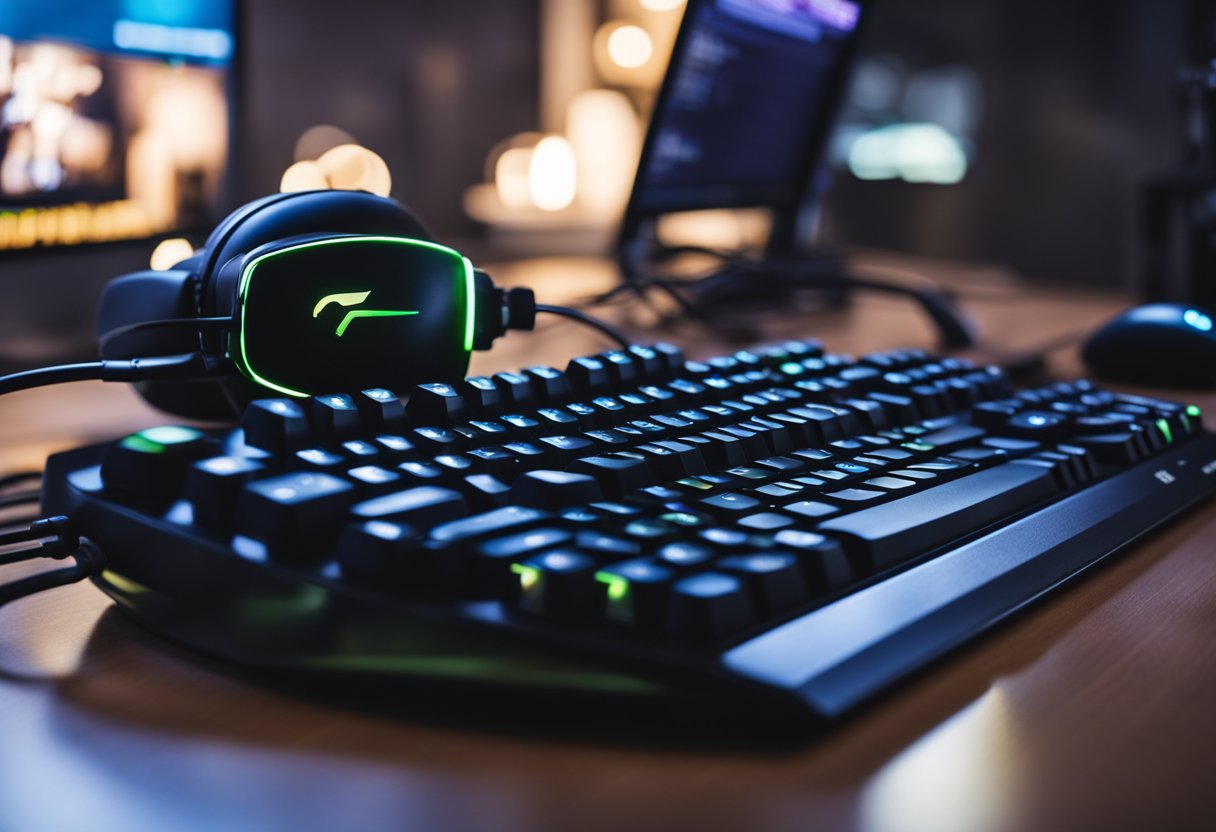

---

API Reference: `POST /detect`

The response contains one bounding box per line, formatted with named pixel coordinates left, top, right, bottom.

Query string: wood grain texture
left=0, top=255, right=1213, bottom=832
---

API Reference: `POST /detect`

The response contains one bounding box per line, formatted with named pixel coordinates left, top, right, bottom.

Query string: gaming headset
left=21, top=189, right=567, bottom=420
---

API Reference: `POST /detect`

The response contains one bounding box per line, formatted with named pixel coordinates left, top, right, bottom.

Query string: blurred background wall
left=0, top=0, right=1202, bottom=364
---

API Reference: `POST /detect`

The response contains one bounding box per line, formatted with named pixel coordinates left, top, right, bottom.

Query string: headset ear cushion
left=97, top=270, right=198, bottom=359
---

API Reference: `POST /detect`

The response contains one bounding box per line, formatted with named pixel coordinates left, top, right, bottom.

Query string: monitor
left=0, top=0, right=237, bottom=254
left=621, top=0, right=868, bottom=251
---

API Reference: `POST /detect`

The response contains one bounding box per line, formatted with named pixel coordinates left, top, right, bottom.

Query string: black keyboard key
left=411, top=426, right=465, bottom=453
left=101, top=426, right=213, bottom=504
left=771, top=529, right=853, bottom=590
left=601, top=350, right=639, bottom=386
left=699, top=492, right=762, bottom=515
left=1073, top=433, right=1143, bottom=466
left=949, top=446, right=1008, bottom=466
left=355, top=388, right=406, bottom=432
left=476, top=527, right=573, bottom=595
left=429, top=506, right=550, bottom=546
left=652, top=342, right=686, bottom=375
left=461, top=473, right=512, bottom=510
left=667, top=572, right=755, bottom=640
left=566, top=356, right=611, bottom=391
left=242, top=398, right=311, bottom=455
left=240, top=472, right=355, bottom=559
left=351, top=485, right=467, bottom=529
left=493, top=371, right=535, bottom=407
left=537, top=434, right=595, bottom=466
left=513, top=549, right=599, bottom=617
left=461, top=377, right=503, bottom=413
left=511, top=470, right=604, bottom=509
left=568, top=455, right=651, bottom=498
left=184, top=455, right=267, bottom=535
left=1005, top=410, right=1069, bottom=439
left=920, top=423, right=986, bottom=451
left=597, top=558, right=676, bottom=632
left=294, top=447, right=347, bottom=471
left=308, top=394, right=362, bottom=443
left=336, top=520, right=418, bottom=582
left=783, top=500, right=840, bottom=519
left=408, top=382, right=468, bottom=423
left=346, top=464, right=403, bottom=495
left=525, top=366, right=571, bottom=401
left=575, top=529, right=641, bottom=560
left=717, top=552, right=808, bottom=614
left=737, top=512, right=796, bottom=530
left=819, top=463, right=1059, bottom=569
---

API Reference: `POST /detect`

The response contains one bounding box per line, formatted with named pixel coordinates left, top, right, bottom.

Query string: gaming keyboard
left=41, top=341, right=1216, bottom=724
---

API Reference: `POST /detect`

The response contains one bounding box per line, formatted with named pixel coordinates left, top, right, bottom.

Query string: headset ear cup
left=97, top=270, right=197, bottom=359
left=96, top=269, right=238, bottom=421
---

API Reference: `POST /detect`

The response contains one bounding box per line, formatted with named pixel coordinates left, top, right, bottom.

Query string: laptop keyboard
left=41, top=340, right=1216, bottom=721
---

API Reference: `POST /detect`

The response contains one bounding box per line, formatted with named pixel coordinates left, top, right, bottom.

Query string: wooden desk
left=1, top=257, right=1213, bottom=832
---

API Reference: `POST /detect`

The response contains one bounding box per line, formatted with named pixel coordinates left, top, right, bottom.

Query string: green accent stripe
left=1157, top=418, right=1173, bottom=444
left=334, top=309, right=418, bottom=337
left=462, top=256, right=476, bottom=352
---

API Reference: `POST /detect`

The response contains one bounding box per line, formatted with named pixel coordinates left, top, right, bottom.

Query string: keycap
left=920, top=424, right=986, bottom=451
left=596, top=558, right=676, bottom=632
left=575, top=530, right=640, bottom=560
left=566, top=356, right=611, bottom=391
left=819, top=463, right=1059, bottom=569
left=239, top=472, right=355, bottom=559
left=346, top=465, right=403, bottom=495
left=354, top=388, right=406, bottom=432
left=408, top=382, right=468, bottom=423
left=428, top=506, right=550, bottom=546
left=1073, top=433, right=1142, bottom=466
left=350, top=485, right=468, bottom=529
left=1005, top=411, right=1068, bottom=439
left=717, top=552, right=808, bottom=613
left=666, top=572, right=755, bottom=640
left=336, top=520, right=418, bottom=582
left=513, top=550, right=599, bottom=617
left=737, top=512, right=795, bottom=530
left=461, top=473, right=512, bottom=510
left=568, top=455, right=652, bottom=497
left=242, top=398, right=311, bottom=455
left=461, top=377, right=503, bottom=413
left=652, top=342, right=686, bottom=374
left=699, top=492, right=761, bottom=515
left=525, top=366, right=571, bottom=401
left=771, top=530, right=853, bottom=590
left=308, top=394, right=362, bottom=444
left=600, top=351, right=639, bottom=386
left=783, top=500, right=839, bottom=519
left=492, top=371, right=535, bottom=407
left=510, top=470, right=604, bottom=509
left=101, top=426, right=214, bottom=504
left=475, top=527, right=573, bottom=595
left=183, top=455, right=267, bottom=534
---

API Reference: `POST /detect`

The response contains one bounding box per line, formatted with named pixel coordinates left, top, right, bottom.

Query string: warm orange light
left=639, top=0, right=685, bottom=11
left=606, top=24, right=653, bottom=69
left=280, top=160, right=328, bottom=193
left=315, top=144, right=392, bottom=197
left=149, top=237, right=195, bottom=271
left=529, top=136, right=577, bottom=211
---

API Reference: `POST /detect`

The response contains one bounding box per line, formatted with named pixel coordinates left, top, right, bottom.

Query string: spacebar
left=818, top=463, right=1059, bottom=569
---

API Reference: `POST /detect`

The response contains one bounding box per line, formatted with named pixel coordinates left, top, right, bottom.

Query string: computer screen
left=626, top=0, right=865, bottom=222
left=0, top=0, right=236, bottom=253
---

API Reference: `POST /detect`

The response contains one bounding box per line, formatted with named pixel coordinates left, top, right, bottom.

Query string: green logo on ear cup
left=312, top=290, right=419, bottom=337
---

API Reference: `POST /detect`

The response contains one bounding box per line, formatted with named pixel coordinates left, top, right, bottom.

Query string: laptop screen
left=626, top=0, right=865, bottom=222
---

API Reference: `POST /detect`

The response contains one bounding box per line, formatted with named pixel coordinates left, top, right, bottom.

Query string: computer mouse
left=1081, top=302, right=1216, bottom=389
